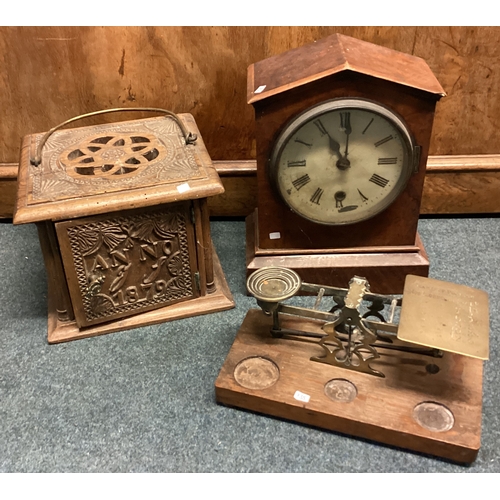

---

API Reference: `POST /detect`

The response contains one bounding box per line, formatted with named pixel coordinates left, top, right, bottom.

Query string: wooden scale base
left=245, top=211, right=429, bottom=294
left=215, top=309, right=484, bottom=464
left=47, top=246, right=234, bottom=344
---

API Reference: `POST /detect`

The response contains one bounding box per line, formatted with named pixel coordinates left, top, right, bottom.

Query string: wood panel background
left=1, top=26, right=500, bottom=217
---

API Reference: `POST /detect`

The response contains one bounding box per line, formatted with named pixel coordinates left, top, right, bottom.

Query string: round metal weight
left=233, top=357, right=280, bottom=390
left=247, top=266, right=302, bottom=302
left=324, top=378, right=358, bottom=403
left=412, top=402, right=455, bottom=432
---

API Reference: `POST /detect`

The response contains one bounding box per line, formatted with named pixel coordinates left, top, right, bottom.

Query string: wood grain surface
left=1, top=27, right=500, bottom=164
left=215, top=309, right=484, bottom=463
left=46, top=244, right=234, bottom=343
left=245, top=211, right=430, bottom=294
left=2, top=28, right=499, bottom=219
left=2, top=156, right=500, bottom=219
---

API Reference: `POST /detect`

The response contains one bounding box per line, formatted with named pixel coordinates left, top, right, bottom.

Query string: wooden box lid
left=14, top=113, right=223, bottom=224
left=247, top=33, right=446, bottom=105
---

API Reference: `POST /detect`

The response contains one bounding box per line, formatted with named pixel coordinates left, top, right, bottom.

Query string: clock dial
left=270, top=98, right=417, bottom=225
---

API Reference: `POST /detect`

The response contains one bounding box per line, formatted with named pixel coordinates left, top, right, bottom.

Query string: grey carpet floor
left=0, top=217, right=499, bottom=472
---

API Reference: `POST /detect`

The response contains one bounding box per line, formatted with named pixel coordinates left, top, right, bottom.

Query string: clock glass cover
left=269, top=98, right=419, bottom=225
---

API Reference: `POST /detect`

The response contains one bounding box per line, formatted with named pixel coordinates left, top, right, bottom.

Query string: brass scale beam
left=249, top=268, right=442, bottom=378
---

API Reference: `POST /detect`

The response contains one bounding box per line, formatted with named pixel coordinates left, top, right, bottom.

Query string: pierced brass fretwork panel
left=56, top=203, right=198, bottom=327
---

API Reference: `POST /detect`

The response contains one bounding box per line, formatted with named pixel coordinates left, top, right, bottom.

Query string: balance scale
left=215, top=267, right=489, bottom=463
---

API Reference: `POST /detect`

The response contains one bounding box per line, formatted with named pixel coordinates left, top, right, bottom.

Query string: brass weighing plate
left=398, top=275, right=489, bottom=360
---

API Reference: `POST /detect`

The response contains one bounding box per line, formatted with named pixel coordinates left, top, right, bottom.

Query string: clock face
left=269, top=98, right=418, bottom=225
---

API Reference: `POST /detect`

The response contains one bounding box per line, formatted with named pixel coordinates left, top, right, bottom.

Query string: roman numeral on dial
left=292, top=174, right=311, bottom=190
left=378, top=157, right=397, bottom=165
left=369, top=174, right=389, bottom=188
left=287, top=160, right=307, bottom=167
left=357, top=189, right=368, bottom=201
left=294, top=138, right=312, bottom=148
left=335, top=190, right=346, bottom=208
left=340, top=112, right=351, bottom=130
left=313, top=119, right=328, bottom=136
left=362, top=118, right=374, bottom=134
left=310, top=187, right=323, bottom=205
left=374, top=135, right=394, bottom=147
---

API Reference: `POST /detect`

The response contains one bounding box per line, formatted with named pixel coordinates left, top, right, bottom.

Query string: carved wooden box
left=13, top=110, right=234, bottom=343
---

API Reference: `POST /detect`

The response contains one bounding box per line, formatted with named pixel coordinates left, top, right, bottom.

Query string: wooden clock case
left=246, top=34, right=445, bottom=293
left=13, top=111, right=234, bottom=343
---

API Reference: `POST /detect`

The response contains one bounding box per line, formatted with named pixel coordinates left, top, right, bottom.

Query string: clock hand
left=327, top=132, right=350, bottom=169
left=314, top=117, right=349, bottom=169
left=327, top=133, right=342, bottom=161
left=342, top=112, right=352, bottom=158
left=314, top=118, right=342, bottom=160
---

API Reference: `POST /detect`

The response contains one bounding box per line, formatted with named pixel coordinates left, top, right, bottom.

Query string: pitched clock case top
left=14, top=108, right=234, bottom=343
left=246, top=34, right=445, bottom=293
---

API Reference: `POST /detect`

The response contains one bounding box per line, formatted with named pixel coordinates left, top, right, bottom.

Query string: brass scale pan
left=247, top=267, right=302, bottom=303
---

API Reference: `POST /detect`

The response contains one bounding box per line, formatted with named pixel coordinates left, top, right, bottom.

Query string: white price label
left=255, top=85, right=266, bottom=94
left=269, top=232, right=281, bottom=240
left=176, top=183, right=190, bottom=193
left=294, top=390, right=310, bottom=403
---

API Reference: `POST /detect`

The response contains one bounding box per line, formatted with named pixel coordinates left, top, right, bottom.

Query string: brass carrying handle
left=30, top=107, right=198, bottom=166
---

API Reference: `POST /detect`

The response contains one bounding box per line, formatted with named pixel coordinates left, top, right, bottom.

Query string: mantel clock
left=246, top=33, right=445, bottom=293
